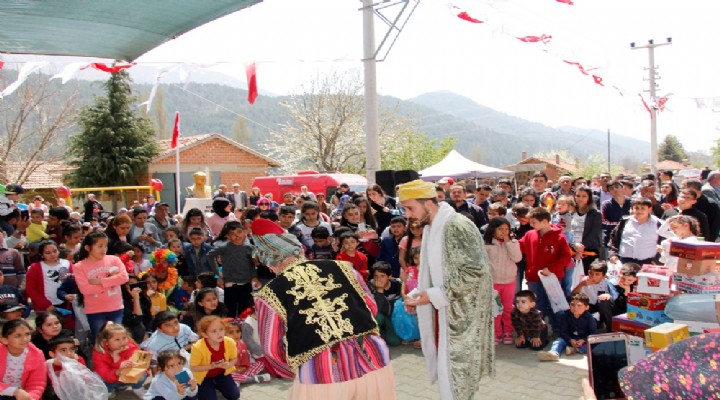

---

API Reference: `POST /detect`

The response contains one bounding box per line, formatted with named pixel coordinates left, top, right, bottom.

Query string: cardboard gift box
left=612, top=313, right=652, bottom=338
left=676, top=258, right=719, bottom=276
left=641, top=264, right=673, bottom=276
left=672, top=320, right=720, bottom=336
left=675, top=281, right=720, bottom=294
left=636, top=272, right=672, bottom=295
left=627, top=292, right=670, bottom=310
left=670, top=241, right=720, bottom=260
left=626, top=292, right=672, bottom=326
left=644, top=322, right=690, bottom=351
left=673, top=272, right=720, bottom=286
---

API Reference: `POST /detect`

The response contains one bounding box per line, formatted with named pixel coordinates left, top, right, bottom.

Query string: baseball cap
left=0, top=300, right=25, bottom=313
left=155, top=202, right=169, bottom=207
left=437, top=177, right=455, bottom=185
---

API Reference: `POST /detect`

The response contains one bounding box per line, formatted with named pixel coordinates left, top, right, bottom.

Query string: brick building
left=141, top=133, right=281, bottom=212
left=505, top=152, right=580, bottom=185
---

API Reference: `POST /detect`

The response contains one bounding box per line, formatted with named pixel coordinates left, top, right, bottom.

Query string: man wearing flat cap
left=399, top=179, right=494, bottom=400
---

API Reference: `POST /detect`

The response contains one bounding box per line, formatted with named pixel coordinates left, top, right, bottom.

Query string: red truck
left=251, top=171, right=368, bottom=201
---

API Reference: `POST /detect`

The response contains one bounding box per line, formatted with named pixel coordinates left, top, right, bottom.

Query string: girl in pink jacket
left=0, top=319, right=48, bottom=400
left=73, top=232, right=129, bottom=342
left=483, top=217, right=522, bottom=345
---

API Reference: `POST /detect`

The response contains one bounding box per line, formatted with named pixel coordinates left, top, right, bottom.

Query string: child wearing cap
left=0, top=249, right=29, bottom=321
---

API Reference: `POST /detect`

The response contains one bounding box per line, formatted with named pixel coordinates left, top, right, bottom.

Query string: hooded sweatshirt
left=519, top=225, right=572, bottom=283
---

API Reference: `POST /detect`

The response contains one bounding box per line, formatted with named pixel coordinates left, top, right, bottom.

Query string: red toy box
left=612, top=313, right=652, bottom=338
left=670, top=241, right=720, bottom=260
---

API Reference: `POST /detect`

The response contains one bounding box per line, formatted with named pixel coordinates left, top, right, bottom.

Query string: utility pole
left=607, top=128, right=610, bottom=172
left=360, top=0, right=419, bottom=184
left=631, top=38, right=671, bottom=176
left=362, top=0, right=380, bottom=185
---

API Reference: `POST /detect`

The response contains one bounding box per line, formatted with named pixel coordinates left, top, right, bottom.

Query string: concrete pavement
left=238, top=343, right=588, bottom=400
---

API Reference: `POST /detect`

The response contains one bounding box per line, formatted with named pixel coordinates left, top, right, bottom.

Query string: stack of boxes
left=671, top=241, right=720, bottom=295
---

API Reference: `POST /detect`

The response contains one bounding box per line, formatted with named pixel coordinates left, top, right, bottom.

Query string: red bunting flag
left=245, top=63, right=258, bottom=105
left=563, top=60, right=589, bottom=75
left=517, top=34, right=552, bottom=44
left=171, top=112, right=180, bottom=149
left=556, top=0, right=574, bottom=5
left=84, top=62, right=135, bottom=73
left=450, top=5, right=484, bottom=23
left=457, top=11, right=483, bottom=23
left=657, top=96, right=669, bottom=111
left=0, top=61, right=4, bottom=70
left=592, top=75, right=604, bottom=86
left=638, top=94, right=652, bottom=117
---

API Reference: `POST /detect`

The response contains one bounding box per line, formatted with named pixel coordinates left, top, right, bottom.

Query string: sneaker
left=503, top=334, right=514, bottom=345
left=537, top=351, right=560, bottom=361
left=495, top=336, right=501, bottom=345
left=565, top=346, right=578, bottom=356
left=254, top=373, right=272, bottom=383
left=131, top=388, right=147, bottom=399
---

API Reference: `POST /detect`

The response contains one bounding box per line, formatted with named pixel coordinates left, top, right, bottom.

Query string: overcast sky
left=3, top=0, right=717, bottom=153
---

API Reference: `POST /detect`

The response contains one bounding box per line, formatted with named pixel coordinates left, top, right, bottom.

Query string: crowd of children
left=0, top=170, right=716, bottom=398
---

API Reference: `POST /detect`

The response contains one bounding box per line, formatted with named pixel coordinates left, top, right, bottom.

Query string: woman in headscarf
left=206, top=197, right=236, bottom=237
left=251, top=218, right=396, bottom=400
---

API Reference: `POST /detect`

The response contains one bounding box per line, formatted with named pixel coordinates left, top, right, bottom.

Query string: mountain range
left=1, top=71, right=650, bottom=168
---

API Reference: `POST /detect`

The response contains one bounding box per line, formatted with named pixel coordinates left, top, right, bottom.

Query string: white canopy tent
left=419, top=150, right=514, bottom=181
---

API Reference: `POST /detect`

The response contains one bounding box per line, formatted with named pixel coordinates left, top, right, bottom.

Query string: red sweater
left=25, top=261, right=73, bottom=311
left=336, top=251, right=369, bottom=281
left=92, top=341, right=140, bottom=384
left=0, top=343, right=47, bottom=399
left=519, top=226, right=572, bottom=283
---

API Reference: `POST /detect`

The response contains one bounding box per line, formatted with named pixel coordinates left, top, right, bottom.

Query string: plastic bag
left=538, top=271, right=569, bottom=313
left=607, top=259, right=623, bottom=285
left=391, top=297, right=420, bottom=341
left=571, top=259, right=585, bottom=291
left=664, top=294, right=719, bottom=323
left=492, top=289, right=503, bottom=318
left=46, top=355, right=109, bottom=400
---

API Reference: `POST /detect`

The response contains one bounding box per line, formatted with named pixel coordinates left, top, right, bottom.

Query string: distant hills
left=0, top=71, right=650, bottom=168
left=404, top=91, right=650, bottom=166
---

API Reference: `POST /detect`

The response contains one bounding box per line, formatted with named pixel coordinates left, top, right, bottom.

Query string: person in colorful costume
left=400, top=179, right=495, bottom=400
left=139, top=249, right=180, bottom=299
left=251, top=218, right=396, bottom=400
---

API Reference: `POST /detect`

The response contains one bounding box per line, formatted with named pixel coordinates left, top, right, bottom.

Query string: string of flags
left=447, top=1, right=673, bottom=118
left=0, top=60, right=259, bottom=106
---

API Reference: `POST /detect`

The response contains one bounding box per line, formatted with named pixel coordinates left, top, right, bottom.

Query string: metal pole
left=648, top=45, right=658, bottom=177
left=631, top=38, right=671, bottom=178
left=362, top=0, right=380, bottom=185
left=607, top=128, right=610, bottom=172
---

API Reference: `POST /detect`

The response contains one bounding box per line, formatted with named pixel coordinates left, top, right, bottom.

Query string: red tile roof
left=154, top=132, right=280, bottom=167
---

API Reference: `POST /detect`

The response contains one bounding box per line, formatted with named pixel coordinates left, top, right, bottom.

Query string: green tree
left=67, top=70, right=159, bottom=187
left=382, top=129, right=457, bottom=171
left=658, top=134, right=687, bottom=162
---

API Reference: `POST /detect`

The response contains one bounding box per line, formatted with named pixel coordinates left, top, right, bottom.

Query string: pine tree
left=658, top=134, right=687, bottom=162
left=67, top=70, right=159, bottom=187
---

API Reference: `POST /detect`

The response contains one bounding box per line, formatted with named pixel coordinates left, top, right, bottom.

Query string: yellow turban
left=397, top=179, right=437, bottom=202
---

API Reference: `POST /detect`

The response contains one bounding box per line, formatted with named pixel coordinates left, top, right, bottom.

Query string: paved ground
left=114, top=341, right=587, bottom=399
left=237, top=343, right=588, bottom=400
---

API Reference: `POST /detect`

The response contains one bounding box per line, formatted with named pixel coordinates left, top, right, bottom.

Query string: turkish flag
left=85, top=62, right=135, bottom=73
left=246, top=63, right=258, bottom=104
left=171, top=112, right=180, bottom=149
left=0, top=61, right=4, bottom=70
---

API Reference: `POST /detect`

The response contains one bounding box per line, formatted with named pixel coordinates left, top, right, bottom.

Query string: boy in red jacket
left=519, top=207, right=572, bottom=333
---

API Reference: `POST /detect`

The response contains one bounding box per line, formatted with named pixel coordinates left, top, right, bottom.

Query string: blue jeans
left=198, top=374, right=240, bottom=400
left=527, top=281, right=559, bottom=332
left=87, top=309, right=124, bottom=343
left=515, top=260, right=526, bottom=294
left=105, top=372, right=147, bottom=393
left=550, top=337, right=587, bottom=355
